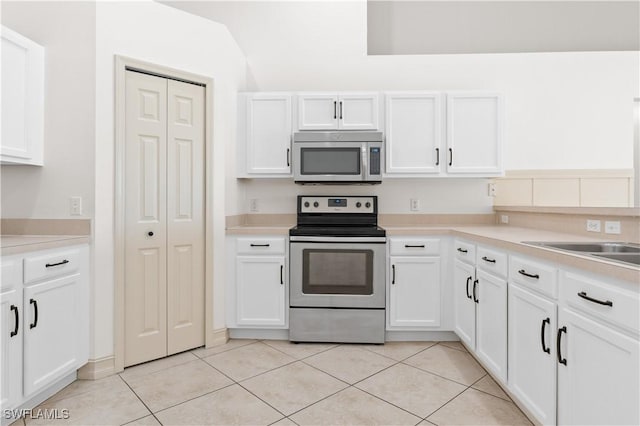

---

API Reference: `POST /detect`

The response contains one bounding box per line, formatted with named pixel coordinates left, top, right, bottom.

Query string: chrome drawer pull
left=45, top=259, right=69, bottom=268
left=577, top=291, right=613, bottom=307
left=518, top=269, right=540, bottom=279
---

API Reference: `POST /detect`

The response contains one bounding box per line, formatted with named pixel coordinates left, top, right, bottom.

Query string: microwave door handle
left=361, top=145, right=368, bottom=179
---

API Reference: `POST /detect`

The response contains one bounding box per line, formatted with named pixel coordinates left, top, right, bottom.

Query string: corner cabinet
left=226, top=236, right=287, bottom=329
left=446, top=93, right=503, bottom=175
left=0, top=244, right=89, bottom=421
left=1, top=26, right=45, bottom=166
left=387, top=238, right=441, bottom=330
left=297, top=92, right=379, bottom=131
left=237, top=93, right=292, bottom=177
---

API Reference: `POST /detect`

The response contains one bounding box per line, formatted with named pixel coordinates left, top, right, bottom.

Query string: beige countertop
left=226, top=223, right=639, bottom=283
left=1, top=235, right=90, bottom=256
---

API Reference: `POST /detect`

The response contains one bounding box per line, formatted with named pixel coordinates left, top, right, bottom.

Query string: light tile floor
left=14, top=340, right=532, bottom=426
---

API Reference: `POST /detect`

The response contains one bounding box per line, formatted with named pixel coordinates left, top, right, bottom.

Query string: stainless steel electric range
left=289, top=195, right=386, bottom=344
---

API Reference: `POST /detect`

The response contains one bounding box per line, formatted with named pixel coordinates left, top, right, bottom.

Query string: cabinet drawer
left=237, top=237, right=285, bottom=255
left=1, top=258, right=23, bottom=290
left=560, top=271, right=639, bottom=333
left=389, top=238, right=440, bottom=256
left=509, top=255, right=558, bottom=299
left=23, top=248, right=80, bottom=284
left=453, top=240, right=476, bottom=264
left=476, top=246, right=507, bottom=278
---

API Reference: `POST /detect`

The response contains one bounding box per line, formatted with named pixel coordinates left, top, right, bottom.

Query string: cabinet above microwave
left=297, top=93, right=380, bottom=131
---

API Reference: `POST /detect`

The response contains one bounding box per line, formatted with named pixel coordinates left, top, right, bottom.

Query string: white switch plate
left=500, top=215, right=509, bottom=224
left=586, top=219, right=601, bottom=232
left=70, top=196, right=82, bottom=216
left=604, top=221, right=621, bottom=234
left=249, top=199, right=259, bottom=212
left=410, top=199, right=420, bottom=211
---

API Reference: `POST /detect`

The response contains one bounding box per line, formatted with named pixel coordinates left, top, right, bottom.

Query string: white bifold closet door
left=124, top=70, right=205, bottom=367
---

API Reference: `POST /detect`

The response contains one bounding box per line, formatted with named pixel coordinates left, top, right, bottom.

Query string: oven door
left=289, top=239, right=386, bottom=308
left=293, top=142, right=365, bottom=183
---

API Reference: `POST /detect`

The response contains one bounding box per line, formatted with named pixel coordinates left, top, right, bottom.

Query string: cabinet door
left=476, top=269, right=507, bottom=382
left=338, top=93, right=379, bottom=130
left=297, top=93, right=338, bottom=130
left=0, top=287, right=22, bottom=410
left=453, top=260, right=476, bottom=349
left=385, top=92, right=441, bottom=175
left=388, top=256, right=441, bottom=328
left=446, top=93, right=502, bottom=175
left=557, top=307, right=639, bottom=426
left=1, top=26, right=44, bottom=165
left=236, top=256, right=286, bottom=327
left=23, top=275, right=79, bottom=397
left=246, top=94, right=292, bottom=174
left=508, top=284, right=557, bottom=425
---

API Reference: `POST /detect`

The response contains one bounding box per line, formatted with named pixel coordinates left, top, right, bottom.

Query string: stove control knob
left=356, top=202, right=362, bottom=208
left=365, top=202, right=371, bottom=208
left=304, top=201, right=310, bottom=208
left=313, top=201, right=319, bottom=208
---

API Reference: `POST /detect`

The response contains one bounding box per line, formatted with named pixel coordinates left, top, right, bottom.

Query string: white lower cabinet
left=0, top=244, right=88, bottom=419
left=388, top=256, right=440, bottom=328
left=236, top=256, right=286, bottom=327
left=475, top=269, right=507, bottom=382
left=0, top=285, right=22, bottom=411
left=23, top=275, right=80, bottom=397
left=508, top=284, right=557, bottom=425
left=453, top=258, right=475, bottom=347
left=227, top=236, right=287, bottom=329
left=557, top=307, right=639, bottom=426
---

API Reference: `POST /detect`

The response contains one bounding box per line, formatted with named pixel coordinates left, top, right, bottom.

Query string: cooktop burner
left=289, top=225, right=386, bottom=238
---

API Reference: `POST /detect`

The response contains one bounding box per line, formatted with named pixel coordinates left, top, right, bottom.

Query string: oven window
left=300, top=148, right=361, bottom=175
left=302, top=249, right=373, bottom=295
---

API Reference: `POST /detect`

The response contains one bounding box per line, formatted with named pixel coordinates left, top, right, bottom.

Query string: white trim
left=114, top=56, right=214, bottom=373
left=77, top=356, right=116, bottom=380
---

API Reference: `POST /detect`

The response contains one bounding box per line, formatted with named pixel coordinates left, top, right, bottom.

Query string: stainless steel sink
left=592, top=253, right=640, bottom=266
left=523, top=241, right=640, bottom=267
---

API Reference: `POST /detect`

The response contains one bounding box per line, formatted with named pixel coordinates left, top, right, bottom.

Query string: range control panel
left=299, top=196, right=376, bottom=214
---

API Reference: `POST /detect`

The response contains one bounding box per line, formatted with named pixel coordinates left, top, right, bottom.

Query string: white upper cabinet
left=297, top=92, right=379, bottom=130
left=446, top=92, right=503, bottom=175
left=238, top=93, right=292, bottom=177
left=1, top=26, right=44, bottom=166
left=385, top=92, right=442, bottom=175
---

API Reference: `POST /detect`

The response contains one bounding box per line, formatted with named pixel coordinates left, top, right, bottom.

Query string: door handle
left=448, top=148, right=453, bottom=166
left=435, top=148, right=440, bottom=166
left=250, top=243, right=270, bottom=247
left=404, top=244, right=425, bottom=248
left=280, top=265, right=284, bottom=285
left=339, top=101, right=343, bottom=120
left=10, top=305, right=19, bottom=337
left=540, top=317, right=551, bottom=354
left=481, top=256, right=496, bottom=263
left=29, top=299, right=38, bottom=329
left=286, top=148, right=290, bottom=167
left=147, top=231, right=154, bottom=237
left=333, top=101, right=337, bottom=119
left=472, top=279, right=479, bottom=303
left=391, top=265, right=396, bottom=285
left=457, top=247, right=468, bottom=253
left=518, top=269, right=539, bottom=279
left=465, top=276, right=472, bottom=299
left=557, top=326, right=567, bottom=365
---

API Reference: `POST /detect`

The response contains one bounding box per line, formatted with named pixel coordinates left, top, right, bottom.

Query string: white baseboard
left=229, top=328, right=289, bottom=340
left=385, top=330, right=458, bottom=341
left=77, top=356, right=116, bottom=380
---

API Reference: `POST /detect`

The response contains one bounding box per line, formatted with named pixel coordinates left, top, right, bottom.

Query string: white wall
left=94, top=1, right=246, bottom=360
left=1, top=1, right=96, bottom=218
left=166, top=1, right=639, bottom=214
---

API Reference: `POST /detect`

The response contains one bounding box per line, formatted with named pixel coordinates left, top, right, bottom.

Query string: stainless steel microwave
left=292, top=131, right=383, bottom=184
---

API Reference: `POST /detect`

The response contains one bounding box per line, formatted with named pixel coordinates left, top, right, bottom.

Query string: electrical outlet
left=488, top=183, right=496, bottom=197
left=70, top=196, right=82, bottom=216
left=410, top=199, right=420, bottom=211
left=586, top=219, right=601, bottom=232
left=249, top=199, right=259, bottom=212
left=500, top=215, right=509, bottom=224
left=604, top=221, right=621, bottom=234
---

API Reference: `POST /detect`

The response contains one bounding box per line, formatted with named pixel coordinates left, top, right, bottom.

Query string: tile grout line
left=190, top=340, right=260, bottom=359
left=421, top=373, right=490, bottom=423
left=116, top=373, right=164, bottom=426
left=398, top=359, right=484, bottom=388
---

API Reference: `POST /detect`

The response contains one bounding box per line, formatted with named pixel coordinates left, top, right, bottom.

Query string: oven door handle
left=289, top=236, right=387, bottom=243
